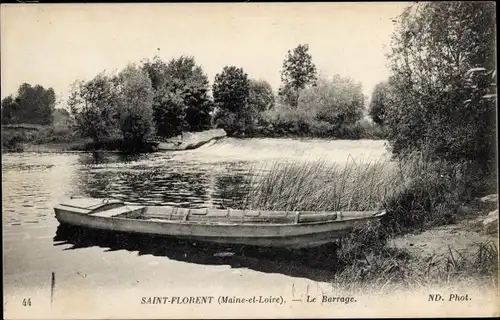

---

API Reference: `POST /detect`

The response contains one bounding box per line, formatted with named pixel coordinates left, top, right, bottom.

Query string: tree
left=385, top=2, right=496, bottom=168
left=246, top=79, right=275, bottom=128
left=299, top=75, right=365, bottom=126
left=166, top=56, right=213, bottom=132
left=142, top=56, right=182, bottom=137
left=248, top=79, right=275, bottom=113
left=141, top=56, right=169, bottom=91
left=1, top=84, right=56, bottom=125
left=1, top=95, right=20, bottom=124
left=67, top=72, right=119, bottom=143
left=368, top=81, right=393, bottom=125
left=278, top=44, right=318, bottom=107
left=213, top=66, right=250, bottom=135
left=115, top=64, right=155, bottom=145
left=141, top=55, right=213, bottom=137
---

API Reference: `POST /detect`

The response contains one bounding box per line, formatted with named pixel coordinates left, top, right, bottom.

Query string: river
left=3, top=138, right=390, bottom=319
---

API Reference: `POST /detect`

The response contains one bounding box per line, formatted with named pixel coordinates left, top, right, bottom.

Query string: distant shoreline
left=1, top=128, right=229, bottom=154
left=2, top=125, right=390, bottom=154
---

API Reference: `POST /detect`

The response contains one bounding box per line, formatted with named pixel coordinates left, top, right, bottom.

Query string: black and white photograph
left=1, top=2, right=498, bottom=318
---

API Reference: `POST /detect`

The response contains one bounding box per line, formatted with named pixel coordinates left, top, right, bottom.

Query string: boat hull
left=54, top=205, right=384, bottom=249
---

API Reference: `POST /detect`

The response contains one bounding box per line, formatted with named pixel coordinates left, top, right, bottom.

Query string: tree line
left=1, top=84, right=56, bottom=125
left=2, top=43, right=372, bottom=144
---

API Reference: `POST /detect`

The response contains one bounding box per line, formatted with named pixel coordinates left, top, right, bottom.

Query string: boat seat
left=259, top=211, right=290, bottom=218
left=206, top=209, right=231, bottom=217
left=298, top=212, right=338, bottom=223
left=90, top=206, right=144, bottom=218
left=244, top=210, right=261, bottom=217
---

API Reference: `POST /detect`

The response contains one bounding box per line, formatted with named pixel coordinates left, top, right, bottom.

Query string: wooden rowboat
left=54, top=197, right=386, bottom=249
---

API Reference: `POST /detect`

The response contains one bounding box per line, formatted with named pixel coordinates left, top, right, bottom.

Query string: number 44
left=22, top=298, right=32, bottom=307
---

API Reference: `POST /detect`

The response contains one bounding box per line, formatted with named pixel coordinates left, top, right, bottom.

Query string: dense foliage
left=368, top=81, right=393, bottom=125
left=213, top=66, right=251, bottom=136
left=67, top=72, right=120, bottom=143
left=299, top=75, right=365, bottom=126
left=115, top=64, right=155, bottom=145
left=141, top=56, right=213, bottom=138
left=384, top=2, right=496, bottom=170
left=1, top=84, right=56, bottom=125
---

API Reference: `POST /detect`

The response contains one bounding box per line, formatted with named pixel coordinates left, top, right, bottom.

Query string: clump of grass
left=331, top=240, right=499, bottom=293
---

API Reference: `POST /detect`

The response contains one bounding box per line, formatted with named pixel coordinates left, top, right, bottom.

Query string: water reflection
left=75, top=152, right=257, bottom=209
left=54, top=224, right=342, bottom=282
left=78, top=151, right=147, bottom=166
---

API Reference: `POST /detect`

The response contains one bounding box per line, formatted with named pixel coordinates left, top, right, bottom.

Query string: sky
left=1, top=3, right=410, bottom=108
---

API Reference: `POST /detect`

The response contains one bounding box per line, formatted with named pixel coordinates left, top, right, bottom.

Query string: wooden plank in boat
left=244, top=210, right=260, bottom=217
left=206, top=209, right=230, bottom=217
left=228, top=209, right=244, bottom=217
left=298, top=212, right=338, bottom=223
left=190, top=208, right=209, bottom=215
left=259, top=210, right=289, bottom=218
left=91, top=206, right=144, bottom=218
left=341, top=211, right=379, bottom=218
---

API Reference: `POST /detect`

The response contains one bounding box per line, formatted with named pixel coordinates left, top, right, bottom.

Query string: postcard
left=2, top=2, right=498, bottom=319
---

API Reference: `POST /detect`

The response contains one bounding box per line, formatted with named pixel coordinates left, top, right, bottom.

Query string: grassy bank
left=2, top=125, right=183, bottom=153
left=222, top=116, right=387, bottom=140
left=1, top=124, right=84, bottom=152
left=233, top=156, right=498, bottom=290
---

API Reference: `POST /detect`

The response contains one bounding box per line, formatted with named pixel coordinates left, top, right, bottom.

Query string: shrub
left=298, top=75, right=365, bottom=126
left=1, top=130, right=26, bottom=151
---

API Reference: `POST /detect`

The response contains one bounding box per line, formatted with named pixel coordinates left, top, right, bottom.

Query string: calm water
left=2, top=138, right=389, bottom=228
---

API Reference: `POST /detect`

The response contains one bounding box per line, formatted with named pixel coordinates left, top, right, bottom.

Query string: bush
left=1, top=130, right=26, bottom=151
left=298, top=75, right=365, bottom=126
left=75, top=137, right=158, bottom=153
left=255, top=107, right=386, bottom=139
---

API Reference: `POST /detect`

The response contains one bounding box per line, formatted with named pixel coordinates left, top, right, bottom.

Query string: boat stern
left=54, top=197, right=125, bottom=222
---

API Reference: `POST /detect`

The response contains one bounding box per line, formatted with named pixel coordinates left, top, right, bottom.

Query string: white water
left=174, top=137, right=390, bottom=164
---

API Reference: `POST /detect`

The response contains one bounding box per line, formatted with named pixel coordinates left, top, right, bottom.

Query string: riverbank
left=333, top=196, right=498, bottom=292
left=1, top=125, right=227, bottom=153
left=2, top=122, right=388, bottom=154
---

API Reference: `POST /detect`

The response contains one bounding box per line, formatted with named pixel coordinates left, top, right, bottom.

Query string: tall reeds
left=242, top=156, right=404, bottom=212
